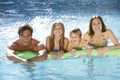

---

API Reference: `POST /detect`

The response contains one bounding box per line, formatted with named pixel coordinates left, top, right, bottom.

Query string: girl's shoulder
left=64, top=37, right=69, bottom=42
left=65, top=37, right=69, bottom=40
left=46, top=36, right=51, bottom=40
left=46, top=36, right=52, bottom=44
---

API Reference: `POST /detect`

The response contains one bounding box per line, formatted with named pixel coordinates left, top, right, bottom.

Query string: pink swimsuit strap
left=88, top=34, right=108, bottom=47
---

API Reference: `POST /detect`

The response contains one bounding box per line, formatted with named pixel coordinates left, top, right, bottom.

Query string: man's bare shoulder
left=32, top=38, right=40, bottom=43
left=7, top=39, right=19, bottom=47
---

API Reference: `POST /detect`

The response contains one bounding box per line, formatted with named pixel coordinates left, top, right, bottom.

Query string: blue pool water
left=0, top=0, right=120, bottom=80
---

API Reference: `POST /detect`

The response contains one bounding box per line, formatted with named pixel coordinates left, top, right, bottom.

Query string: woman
left=83, top=15, right=120, bottom=56
left=46, top=21, right=69, bottom=59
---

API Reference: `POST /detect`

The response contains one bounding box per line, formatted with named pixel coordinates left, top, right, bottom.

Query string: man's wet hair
left=18, top=23, right=33, bottom=35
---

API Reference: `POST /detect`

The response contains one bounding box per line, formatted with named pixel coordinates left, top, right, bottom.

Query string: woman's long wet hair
left=88, top=15, right=107, bottom=35
left=49, top=22, right=65, bottom=51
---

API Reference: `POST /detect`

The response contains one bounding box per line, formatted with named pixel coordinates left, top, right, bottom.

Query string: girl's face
left=70, top=32, right=80, bottom=44
left=92, top=18, right=102, bottom=33
left=53, top=25, right=63, bottom=36
left=19, top=30, right=32, bottom=46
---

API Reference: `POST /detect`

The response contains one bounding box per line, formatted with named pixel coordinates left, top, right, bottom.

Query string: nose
left=23, top=36, right=30, bottom=39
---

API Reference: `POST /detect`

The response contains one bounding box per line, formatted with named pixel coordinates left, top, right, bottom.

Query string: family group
left=6, top=15, right=120, bottom=64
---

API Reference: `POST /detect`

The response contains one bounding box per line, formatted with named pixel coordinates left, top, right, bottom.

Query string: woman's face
left=19, top=30, right=32, bottom=46
left=70, top=32, right=80, bottom=44
left=92, top=18, right=102, bottom=33
left=53, top=25, right=63, bottom=36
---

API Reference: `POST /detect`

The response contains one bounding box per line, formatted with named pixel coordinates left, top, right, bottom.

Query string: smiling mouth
left=55, top=31, right=61, bottom=35
left=96, top=26, right=100, bottom=29
left=23, top=40, right=29, bottom=44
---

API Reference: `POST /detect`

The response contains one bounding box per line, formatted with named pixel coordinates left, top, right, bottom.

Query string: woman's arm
left=107, top=29, right=119, bottom=45
left=97, top=29, right=120, bottom=56
left=105, top=29, right=120, bottom=50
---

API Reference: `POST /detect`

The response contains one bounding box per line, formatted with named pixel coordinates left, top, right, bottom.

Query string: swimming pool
left=0, top=0, right=120, bottom=80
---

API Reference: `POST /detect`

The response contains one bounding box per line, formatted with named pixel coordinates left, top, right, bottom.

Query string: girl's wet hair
left=18, top=23, right=33, bottom=35
left=70, top=28, right=82, bottom=38
left=89, top=15, right=107, bottom=35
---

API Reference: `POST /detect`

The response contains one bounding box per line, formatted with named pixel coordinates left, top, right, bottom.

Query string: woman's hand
left=69, top=49, right=76, bottom=56
left=84, top=43, right=93, bottom=56
left=84, top=43, right=93, bottom=49
left=97, top=47, right=108, bottom=56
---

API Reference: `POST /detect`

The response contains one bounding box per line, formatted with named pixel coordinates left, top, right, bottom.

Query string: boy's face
left=19, top=30, right=32, bottom=46
left=70, top=33, right=80, bottom=44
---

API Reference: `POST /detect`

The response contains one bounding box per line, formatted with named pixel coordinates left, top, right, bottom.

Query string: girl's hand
left=50, top=52, right=57, bottom=59
left=57, top=50, right=64, bottom=58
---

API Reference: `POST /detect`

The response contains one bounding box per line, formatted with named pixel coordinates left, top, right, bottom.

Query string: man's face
left=19, top=30, right=32, bottom=46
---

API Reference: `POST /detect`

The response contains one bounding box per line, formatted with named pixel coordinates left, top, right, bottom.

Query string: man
left=6, top=23, right=47, bottom=64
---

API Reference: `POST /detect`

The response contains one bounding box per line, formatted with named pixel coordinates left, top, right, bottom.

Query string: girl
left=46, top=21, right=69, bottom=59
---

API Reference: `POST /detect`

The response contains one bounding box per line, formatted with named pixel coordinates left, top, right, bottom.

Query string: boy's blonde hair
left=70, top=28, right=82, bottom=38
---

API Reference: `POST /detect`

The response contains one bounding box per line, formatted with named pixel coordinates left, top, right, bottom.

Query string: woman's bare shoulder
left=84, top=31, right=89, bottom=36
left=106, top=29, right=112, bottom=32
left=83, top=31, right=90, bottom=41
left=46, top=36, right=52, bottom=45
left=105, top=29, right=113, bottom=35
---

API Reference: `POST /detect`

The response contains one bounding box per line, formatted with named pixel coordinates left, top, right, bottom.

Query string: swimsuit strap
left=53, top=46, right=60, bottom=51
left=53, top=39, right=60, bottom=51
left=88, top=34, right=108, bottom=47
left=88, top=36, right=94, bottom=45
left=102, top=33, right=108, bottom=47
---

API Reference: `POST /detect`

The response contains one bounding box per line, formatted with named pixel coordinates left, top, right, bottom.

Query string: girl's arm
left=46, top=36, right=51, bottom=52
left=64, top=38, right=69, bottom=52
